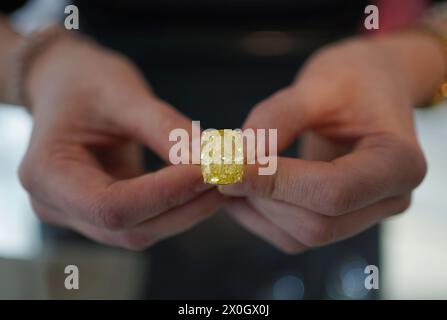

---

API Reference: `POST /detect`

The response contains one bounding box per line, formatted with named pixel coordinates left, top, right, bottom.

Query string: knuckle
left=406, top=145, right=427, bottom=188
left=18, top=159, right=34, bottom=193
left=394, top=196, right=412, bottom=215
left=120, top=232, right=155, bottom=251
left=301, top=217, right=336, bottom=247
left=278, top=242, right=306, bottom=255
left=89, top=197, right=125, bottom=231
left=317, top=181, right=355, bottom=216
left=30, top=201, right=53, bottom=224
left=34, top=209, right=50, bottom=223
left=103, top=210, right=125, bottom=231
left=393, top=140, right=427, bottom=190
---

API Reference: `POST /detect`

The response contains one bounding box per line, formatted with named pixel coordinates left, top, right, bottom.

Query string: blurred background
left=1, top=0, right=447, bottom=299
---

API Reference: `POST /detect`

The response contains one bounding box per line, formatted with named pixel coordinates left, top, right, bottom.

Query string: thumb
left=242, top=86, right=312, bottom=153
left=111, top=95, right=196, bottom=163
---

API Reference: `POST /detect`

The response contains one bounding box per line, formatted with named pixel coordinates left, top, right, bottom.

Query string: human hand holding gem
left=220, top=31, right=445, bottom=253
left=17, top=30, right=223, bottom=250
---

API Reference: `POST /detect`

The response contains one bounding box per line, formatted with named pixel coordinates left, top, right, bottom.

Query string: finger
left=96, top=164, right=214, bottom=229
left=33, top=189, right=223, bottom=250
left=219, top=134, right=426, bottom=216
left=102, top=188, right=222, bottom=250
left=300, top=131, right=351, bottom=161
left=225, top=198, right=307, bottom=254
left=247, top=194, right=411, bottom=247
left=25, top=149, right=211, bottom=230
left=242, top=69, right=355, bottom=152
left=112, top=97, right=196, bottom=162
left=92, top=142, right=144, bottom=180
left=242, top=87, right=312, bottom=153
left=131, top=189, right=223, bottom=246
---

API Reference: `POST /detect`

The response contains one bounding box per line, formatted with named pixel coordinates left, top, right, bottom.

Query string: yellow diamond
left=201, top=129, right=244, bottom=185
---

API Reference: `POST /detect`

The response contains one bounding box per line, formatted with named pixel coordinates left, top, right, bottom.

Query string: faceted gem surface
left=201, top=129, right=243, bottom=185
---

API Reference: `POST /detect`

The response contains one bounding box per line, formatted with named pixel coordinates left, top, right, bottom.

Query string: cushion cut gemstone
left=201, top=129, right=244, bottom=185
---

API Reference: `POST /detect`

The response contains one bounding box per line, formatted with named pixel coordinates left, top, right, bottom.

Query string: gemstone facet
left=201, top=129, right=244, bottom=184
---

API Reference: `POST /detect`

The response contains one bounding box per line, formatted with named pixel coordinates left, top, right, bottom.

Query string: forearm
left=0, top=15, right=22, bottom=104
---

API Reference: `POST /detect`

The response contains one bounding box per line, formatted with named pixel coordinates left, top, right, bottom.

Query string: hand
left=18, top=33, right=223, bottom=250
left=220, top=33, right=441, bottom=254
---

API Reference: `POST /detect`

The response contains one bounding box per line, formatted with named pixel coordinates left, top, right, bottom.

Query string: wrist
left=370, top=30, right=447, bottom=105
left=15, top=26, right=79, bottom=111
left=0, top=17, right=23, bottom=104
left=14, top=26, right=98, bottom=112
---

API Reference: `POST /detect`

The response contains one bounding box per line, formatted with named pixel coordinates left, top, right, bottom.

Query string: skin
left=220, top=33, right=447, bottom=253
left=0, top=18, right=445, bottom=252
left=1, top=23, right=223, bottom=250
